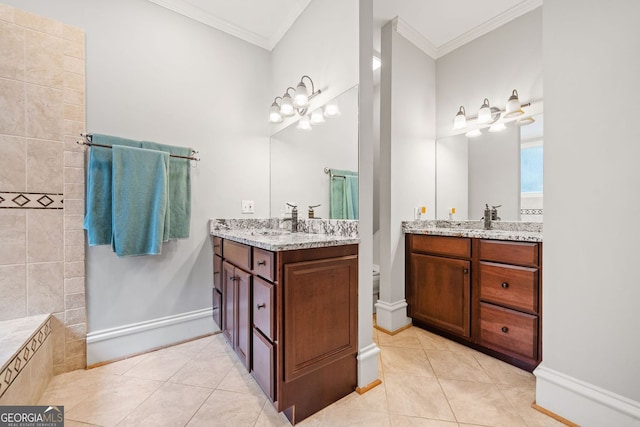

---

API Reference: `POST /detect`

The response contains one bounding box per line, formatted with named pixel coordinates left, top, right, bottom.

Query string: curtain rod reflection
left=324, top=167, right=346, bottom=179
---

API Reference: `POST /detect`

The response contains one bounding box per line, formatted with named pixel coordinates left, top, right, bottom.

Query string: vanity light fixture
left=323, top=99, right=341, bottom=118
left=269, top=75, right=321, bottom=123
left=296, top=115, right=313, bottom=131
left=310, top=108, right=326, bottom=125
left=452, top=89, right=532, bottom=133
left=465, top=129, right=482, bottom=138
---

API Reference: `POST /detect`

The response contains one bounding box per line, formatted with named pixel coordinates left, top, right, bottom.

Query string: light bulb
left=297, top=115, right=312, bottom=131
left=310, top=108, right=326, bottom=125
left=280, top=93, right=295, bottom=117
left=269, top=102, right=283, bottom=123
left=477, top=98, right=492, bottom=124
left=453, top=106, right=467, bottom=130
left=504, top=89, right=524, bottom=118
left=465, top=129, right=482, bottom=138
left=323, top=100, right=341, bottom=117
left=293, top=81, right=309, bottom=109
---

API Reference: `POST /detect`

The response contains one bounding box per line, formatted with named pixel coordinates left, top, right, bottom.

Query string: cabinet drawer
left=410, top=235, right=471, bottom=258
left=478, top=240, right=539, bottom=267
left=252, top=328, right=275, bottom=401
left=253, top=276, right=275, bottom=341
left=213, top=255, right=222, bottom=291
left=479, top=302, right=538, bottom=361
left=212, top=236, right=222, bottom=256
left=479, top=262, right=539, bottom=313
left=254, top=248, right=275, bottom=282
left=223, top=240, right=251, bottom=271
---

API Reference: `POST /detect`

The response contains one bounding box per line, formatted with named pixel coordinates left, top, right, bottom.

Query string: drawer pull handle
left=501, top=326, right=509, bottom=333
left=257, top=303, right=266, bottom=310
left=463, top=268, right=469, bottom=274
left=230, top=276, right=237, bottom=282
left=257, top=260, right=267, bottom=266
left=214, top=244, right=220, bottom=248
left=501, top=282, right=509, bottom=289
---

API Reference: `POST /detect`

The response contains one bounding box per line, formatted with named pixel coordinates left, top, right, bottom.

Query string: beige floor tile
left=385, top=373, right=456, bottom=421
left=216, top=360, right=265, bottom=396
left=117, top=382, right=212, bottom=427
left=377, top=327, right=422, bottom=348
left=64, top=375, right=163, bottom=426
left=426, top=350, right=492, bottom=383
left=168, top=334, right=216, bottom=355
left=380, top=345, right=435, bottom=378
left=122, top=346, right=191, bottom=382
left=254, top=399, right=292, bottom=427
left=331, top=386, right=389, bottom=413
left=169, top=348, right=236, bottom=389
left=89, top=353, right=149, bottom=376
left=320, top=405, right=391, bottom=427
left=63, top=421, right=102, bottom=427
left=388, top=414, right=459, bottom=426
left=497, top=383, right=566, bottom=427
left=414, top=328, right=471, bottom=353
left=439, top=379, right=527, bottom=427
left=38, top=368, right=116, bottom=412
left=186, top=389, right=265, bottom=427
left=472, top=351, right=535, bottom=387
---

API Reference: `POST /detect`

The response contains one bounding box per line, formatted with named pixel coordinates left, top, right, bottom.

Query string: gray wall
left=3, top=0, right=271, bottom=333
left=538, top=0, right=640, bottom=423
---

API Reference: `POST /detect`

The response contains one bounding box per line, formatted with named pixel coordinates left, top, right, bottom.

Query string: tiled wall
left=0, top=4, right=86, bottom=374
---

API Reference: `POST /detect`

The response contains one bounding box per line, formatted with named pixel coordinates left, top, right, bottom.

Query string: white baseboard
left=86, top=308, right=217, bottom=366
left=357, top=342, right=381, bottom=389
left=374, top=299, right=411, bottom=333
left=535, top=364, right=640, bottom=427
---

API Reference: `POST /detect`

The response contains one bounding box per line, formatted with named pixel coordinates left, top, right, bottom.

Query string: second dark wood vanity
left=406, top=233, right=542, bottom=371
left=211, top=230, right=358, bottom=425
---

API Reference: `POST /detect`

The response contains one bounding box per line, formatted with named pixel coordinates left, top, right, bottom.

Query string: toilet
left=372, top=264, right=380, bottom=313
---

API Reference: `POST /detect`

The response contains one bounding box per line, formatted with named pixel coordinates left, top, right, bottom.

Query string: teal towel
left=329, top=169, right=358, bottom=219
left=83, top=134, right=141, bottom=245
left=111, top=145, right=169, bottom=257
left=141, top=141, right=192, bottom=239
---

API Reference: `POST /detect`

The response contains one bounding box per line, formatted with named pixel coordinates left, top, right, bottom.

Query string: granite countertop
left=402, top=220, right=543, bottom=242
left=209, top=218, right=360, bottom=251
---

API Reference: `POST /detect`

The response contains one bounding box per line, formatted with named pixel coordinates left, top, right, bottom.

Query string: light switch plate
left=241, top=200, right=254, bottom=214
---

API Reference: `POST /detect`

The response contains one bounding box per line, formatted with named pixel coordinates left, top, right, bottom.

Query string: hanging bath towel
left=83, top=134, right=141, bottom=245
left=111, top=145, right=169, bottom=257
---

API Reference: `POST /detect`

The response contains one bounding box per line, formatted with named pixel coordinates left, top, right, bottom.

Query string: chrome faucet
left=283, top=202, right=298, bottom=232
left=483, top=204, right=502, bottom=229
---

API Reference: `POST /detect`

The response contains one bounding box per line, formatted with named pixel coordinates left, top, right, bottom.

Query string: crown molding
left=437, top=0, right=543, bottom=57
left=268, top=0, right=312, bottom=50
left=392, top=17, right=438, bottom=59
left=146, top=0, right=271, bottom=50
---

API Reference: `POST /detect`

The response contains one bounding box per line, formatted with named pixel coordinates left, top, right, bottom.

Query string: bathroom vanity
left=210, top=220, right=359, bottom=424
left=404, top=221, right=542, bottom=371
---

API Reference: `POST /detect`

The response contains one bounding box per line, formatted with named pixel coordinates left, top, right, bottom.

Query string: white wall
left=4, top=0, right=271, bottom=361
left=436, top=7, right=543, bottom=140
left=269, top=0, right=359, bottom=136
left=537, top=1, right=640, bottom=424
left=435, top=134, right=468, bottom=220
left=378, top=22, right=436, bottom=331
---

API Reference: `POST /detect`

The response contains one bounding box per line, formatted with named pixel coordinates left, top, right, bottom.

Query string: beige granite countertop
left=209, top=218, right=359, bottom=251
left=402, top=220, right=543, bottom=242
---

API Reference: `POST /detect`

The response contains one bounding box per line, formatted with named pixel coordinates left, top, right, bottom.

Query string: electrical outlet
left=241, top=200, right=254, bottom=214
left=285, top=202, right=295, bottom=214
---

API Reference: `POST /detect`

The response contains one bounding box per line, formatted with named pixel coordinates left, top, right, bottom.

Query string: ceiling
left=147, top=0, right=542, bottom=56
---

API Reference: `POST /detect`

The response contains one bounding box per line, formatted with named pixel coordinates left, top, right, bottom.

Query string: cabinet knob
left=257, top=260, right=266, bottom=266
left=501, top=282, right=509, bottom=289
left=463, top=268, right=469, bottom=274
left=257, top=303, right=266, bottom=310
left=501, top=326, right=509, bottom=333
left=230, top=276, right=237, bottom=282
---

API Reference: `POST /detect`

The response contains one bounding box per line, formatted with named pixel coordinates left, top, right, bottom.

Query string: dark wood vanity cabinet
left=406, top=234, right=542, bottom=371
left=213, top=237, right=358, bottom=425
left=212, top=237, right=223, bottom=329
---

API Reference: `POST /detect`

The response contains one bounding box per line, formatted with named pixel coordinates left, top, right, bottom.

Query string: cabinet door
left=283, top=255, right=358, bottom=382
left=235, top=268, right=252, bottom=369
left=212, top=288, right=222, bottom=330
left=213, top=254, right=222, bottom=291
left=222, top=261, right=236, bottom=346
left=409, top=253, right=471, bottom=338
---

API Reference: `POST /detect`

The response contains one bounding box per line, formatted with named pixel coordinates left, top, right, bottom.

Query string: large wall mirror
left=270, top=85, right=359, bottom=219
left=435, top=114, right=543, bottom=221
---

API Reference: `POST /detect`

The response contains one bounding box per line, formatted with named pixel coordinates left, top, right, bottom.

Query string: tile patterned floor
left=38, top=326, right=564, bottom=426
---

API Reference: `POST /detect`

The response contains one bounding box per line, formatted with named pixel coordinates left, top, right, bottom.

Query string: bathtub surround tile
left=63, top=39, right=84, bottom=60
left=0, top=20, right=24, bottom=81
left=64, top=88, right=85, bottom=106
left=64, top=323, right=86, bottom=343
left=64, top=307, right=86, bottom=326
left=0, top=210, right=26, bottom=266
left=50, top=313, right=65, bottom=366
left=64, top=277, right=84, bottom=294
left=0, top=264, right=26, bottom=321
left=62, top=24, right=83, bottom=43
left=63, top=199, right=84, bottom=215
left=26, top=210, right=63, bottom=262
left=14, top=8, right=63, bottom=37
left=65, top=338, right=85, bottom=358
left=24, top=29, right=64, bottom=88
left=64, top=292, right=85, bottom=311
left=64, top=261, right=84, bottom=279
left=64, top=245, right=84, bottom=262
left=27, top=261, right=64, bottom=315
left=64, top=183, right=84, bottom=200
left=65, top=230, right=84, bottom=247
left=64, top=165, right=84, bottom=183
left=0, top=78, right=26, bottom=136
left=63, top=55, right=84, bottom=75
left=0, top=191, right=64, bottom=210
left=0, top=4, right=14, bottom=22
left=27, top=139, right=64, bottom=193
left=25, top=84, right=64, bottom=140
left=0, top=135, right=26, bottom=191
left=64, top=103, right=84, bottom=122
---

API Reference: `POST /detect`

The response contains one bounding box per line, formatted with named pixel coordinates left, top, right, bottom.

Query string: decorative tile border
left=0, top=192, right=64, bottom=209
left=0, top=317, right=52, bottom=399
left=521, top=208, right=543, bottom=215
